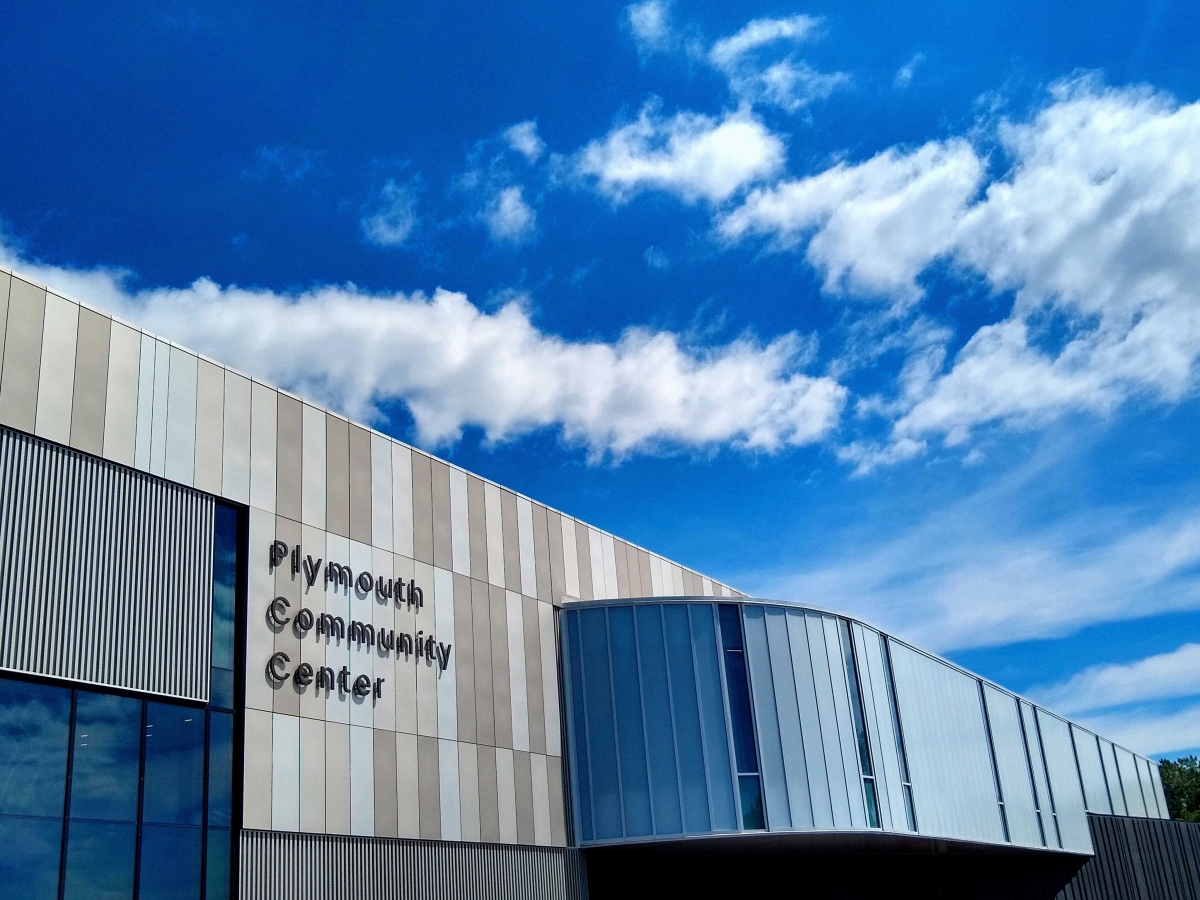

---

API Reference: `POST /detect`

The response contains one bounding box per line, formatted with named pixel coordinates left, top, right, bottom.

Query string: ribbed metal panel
left=239, top=830, right=589, bottom=900
left=1059, top=814, right=1200, bottom=900
left=0, top=425, right=213, bottom=700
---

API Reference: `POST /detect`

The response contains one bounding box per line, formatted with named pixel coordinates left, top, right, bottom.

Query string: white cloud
left=576, top=102, right=786, bottom=204
left=626, top=0, right=673, bottom=54
left=1031, top=643, right=1200, bottom=717
left=1082, top=703, right=1200, bottom=757
left=484, top=186, right=537, bottom=245
left=503, top=121, right=545, bottom=163
left=1, top=246, right=845, bottom=457
left=360, top=179, right=418, bottom=247
left=708, top=15, right=820, bottom=69
left=893, top=53, right=925, bottom=89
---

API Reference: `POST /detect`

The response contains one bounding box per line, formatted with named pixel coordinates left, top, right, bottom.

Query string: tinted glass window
left=580, top=607, right=622, bottom=839
left=564, top=613, right=593, bottom=842
left=70, top=692, right=141, bottom=822
left=206, top=826, right=232, bottom=900
left=142, top=703, right=204, bottom=825
left=139, top=824, right=202, bottom=900
left=62, top=819, right=136, bottom=900
left=690, top=605, right=737, bottom=831
left=0, top=678, right=70, bottom=816
left=663, top=604, right=710, bottom=833
left=607, top=606, right=652, bottom=837
left=635, top=605, right=683, bottom=835
left=211, top=503, right=239, bottom=710
left=0, top=814, right=62, bottom=900
left=208, top=712, right=234, bottom=828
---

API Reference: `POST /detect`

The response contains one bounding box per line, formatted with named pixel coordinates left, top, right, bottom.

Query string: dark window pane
left=718, top=604, right=743, bottom=651
left=635, top=605, right=682, bottom=836
left=0, top=814, right=62, bottom=900
left=864, top=779, right=880, bottom=829
left=690, top=605, right=737, bottom=831
left=580, top=607, right=622, bottom=839
left=722, top=649, right=757, bottom=775
left=138, top=824, right=202, bottom=900
left=738, top=775, right=765, bottom=830
left=607, top=607, right=652, bottom=837
left=63, top=819, right=136, bottom=900
left=564, top=612, right=593, bottom=842
left=208, top=712, right=234, bottom=828
left=205, top=826, right=232, bottom=900
left=70, top=692, right=141, bottom=822
left=212, top=503, right=239, bottom=674
left=663, top=604, right=709, bottom=834
left=142, top=703, right=204, bottom=825
left=0, top=678, right=70, bottom=817
left=210, top=666, right=234, bottom=712
left=839, top=619, right=873, bottom=776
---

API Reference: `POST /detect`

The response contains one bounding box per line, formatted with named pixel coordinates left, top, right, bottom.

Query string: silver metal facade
left=0, top=425, right=214, bottom=700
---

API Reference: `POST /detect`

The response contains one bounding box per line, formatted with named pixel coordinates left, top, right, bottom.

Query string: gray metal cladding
left=1059, top=813, right=1200, bottom=900
left=1073, top=726, right=1112, bottom=815
left=239, top=829, right=589, bottom=900
left=1036, top=711, right=1092, bottom=853
left=852, top=624, right=908, bottom=833
left=0, top=425, right=214, bottom=700
left=981, top=684, right=1043, bottom=849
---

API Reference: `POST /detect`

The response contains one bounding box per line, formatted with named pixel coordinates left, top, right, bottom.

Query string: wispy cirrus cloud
left=1030, top=643, right=1200, bottom=718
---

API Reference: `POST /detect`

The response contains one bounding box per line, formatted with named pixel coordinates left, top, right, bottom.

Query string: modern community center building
left=1, top=263, right=1198, bottom=900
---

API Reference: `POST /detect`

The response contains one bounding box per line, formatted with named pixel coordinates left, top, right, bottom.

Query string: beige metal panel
left=449, top=467, right=470, bottom=576
left=560, top=516, right=580, bottom=599
left=325, top=414, right=350, bottom=537
left=148, top=339, right=170, bottom=476
left=638, top=548, right=653, bottom=598
left=490, top=583, right=514, bottom=748
left=514, top=749, right=535, bottom=844
left=471, top=579, right=496, bottom=746
left=531, top=752, right=552, bottom=846
left=454, top=573, right=477, bottom=744
left=0, top=271, right=8, bottom=378
left=301, top=404, right=327, bottom=529
left=371, top=546, right=398, bottom=733
left=243, top=708, right=273, bottom=831
left=411, top=451, right=434, bottom=564
left=164, top=347, right=198, bottom=487
left=701, top=575, right=713, bottom=596
left=297, top=526, right=328, bottom=723
left=649, top=553, right=664, bottom=595
left=538, top=602, right=561, bottom=757
left=393, top=555, right=418, bottom=735
left=484, top=481, right=505, bottom=588
left=272, top=713, right=301, bottom=832
left=546, top=509, right=567, bottom=602
left=438, top=738, right=461, bottom=840
left=101, top=320, right=141, bottom=465
left=133, top=334, right=155, bottom=470
left=0, top=428, right=214, bottom=700
left=614, top=539, right=630, bottom=598
left=69, top=307, right=110, bottom=455
left=477, top=743, right=501, bottom=842
left=0, top=277, right=45, bottom=432
left=573, top=521, right=593, bottom=599
left=601, top=533, right=618, bottom=599
left=517, top=496, right=537, bottom=597
left=501, top=489, right=522, bottom=592
left=325, top=722, right=352, bottom=835
left=192, top=358, right=225, bottom=494
left=397, top=732, right=420, bottom=838
left=532, top=503, right=552, bottom=603
left=275, top=393, right=303, bottom=522
left=417, top=735, right=441, bottom=839
left=458, top=741, right=481, bottom=842
left=299, top=716, right=327, bottom=834
left=430, top=458, right=453, bottom=570
left=547, top=755, right=567, bottom=847
left=222, top=371, right=252, bottom=504
left=371, top=433, right=393, bottom=552
left=507, top=591, right=530, bottom=751
left=271, top=516, right=303, bottom=718
left=348, top=423, right=372, bottom=544
left=415, top=559, right=439, bottom=737
left=350, top=724, right=376, bottom=836
left=434, top=567, right=458, bottom=741
left=34, top=292, right=78, bottom=443
left=348, top=539, right=375, bottom=732
left=588, top=528, right=606, bottom=598
left=249, top=382, right=278, bottom=512
left=392, top=442, right=414, bottom=557
left=523, top=596, right=547, bottom=755
left=496, top=746, right=518, bottom=843
left=467, top=474, right=488, bottom=582
left=245, top=506, right=277, bottom=712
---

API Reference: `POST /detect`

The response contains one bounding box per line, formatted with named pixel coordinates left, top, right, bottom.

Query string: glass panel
left=211, top=502, right=239, bottom=710
left=689, top=605, right=737, bottom=831
left=635, top=605, right=683, bottom=835
left=663, top=603, right=710, bottom=833
left=0, top=678, right=70, bottom=816
left=743, top=606, right=790, bottom=829
left=70, top=692, right=141, bottom=822
left=864, top=779, right=880, bottom=828
left=142, top=703, right=204, bottom=825
left=564, top=612, right=594, bottom=842
left=205, top=826, right=232, bottom=900
left=0, top=813, right=62, bottom=900
left=208, top=712, right=234, bottom=828
left=717, top=607, right=758, bottom=775
left=738, top=775, right=765, bottom=830
left=138, top=824, right=202, bottom=900
left=579, top=607, right=622, bottom=839
left=62, top=819, right=136, bottom=900
left=607, top=607, right=652, bottom=837
left=839, top=619, right=873, bottom=776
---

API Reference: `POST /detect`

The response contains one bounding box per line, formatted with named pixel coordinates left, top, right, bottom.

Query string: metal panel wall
left=1072, top=726, right=1112, bottom=815
left=239, top=830, right=588, bottom=900
left=1037, top=711, right=1092, bottom=853
left=1059, top=814, right=1200, bottom=900
left=0, top=425, right=214, bottom=700
left=982, top=684, right=1044, bottom=849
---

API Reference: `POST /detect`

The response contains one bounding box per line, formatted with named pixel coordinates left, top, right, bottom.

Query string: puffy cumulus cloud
left=719, top=139, right=983, bottom=302
left=625, top=0, right=674, bottom=55
left=483, top=186, right=537, bottom=245
left=360, top=179, right=419, bottom=247
left=576, top=102, right=785, bottom=205
left=503, top=120, right=545, bottom=163
left=1, top=246, right=845, bottom=457
left=1031, top=643, right=1200, bottom=718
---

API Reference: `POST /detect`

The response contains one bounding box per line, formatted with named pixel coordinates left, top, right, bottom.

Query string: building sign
left=263, top=540, right=451, bottom=700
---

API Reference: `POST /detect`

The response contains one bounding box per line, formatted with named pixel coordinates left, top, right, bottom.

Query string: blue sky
left=3, top=0, right=1200, bottom=758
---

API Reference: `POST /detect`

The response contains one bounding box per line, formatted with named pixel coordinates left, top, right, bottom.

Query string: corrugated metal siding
left=1059, top=814, right=1200, bottom=900
left=239, top=829, right=589, bottom=900
left=0, top=425, right=213, bottom=700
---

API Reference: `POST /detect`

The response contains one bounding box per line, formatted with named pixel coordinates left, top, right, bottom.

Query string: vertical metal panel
left=821, top=616, right=868, bottom=829
left=766, top=606, right=813, bottom=829
left=192, top=358, right=225, bottom=494
left=1037, top=711, right=1092, bottom=853
left=275, top=393, right=303, bottom=521
left=0, top=271, right=9, bottom=379
left=546, top=509, right=567, bottom=602
left=1117, top=746, right=1148, bottom=817
left=0, top=426, right=213, bottom=700
left=326, top=414, right=351, bottom=537
left=391, top=442, right=413, bottom=557
left=299, top=717, right=327, bottom=834
left=982, top=685, right=1043, bottom=848
left=518, top=497, right=538, bottom=598
left=102, top=320, right=141, bottom=466
left=1073, top=726, right=1112, bottom=815
left=742, top=605, right=792, bottom=829
left=411, top=451, right=434, bottom=564
left=164, top=346, right=198, bottom=486
left=371, top=433, right=393, bottom=552
left=69, top=306, right=110, bottom=455
left=239, top=829, right=589, bottom=900
left=805, top=611, right=853, bottom=828
left=450, top=467, right=470, bottom=576
left=244, top=707, right=274, bottom=830
left=438, top=737, right=461, bottom=840
left=1139, top=757, right=1162, bottom=818
left=459, top=741, right=481, bottom=841
left=888, top=642, right=1005, bottom=844
left=1149, top=762, right=1169, bottom=821
left=347, top=423, right=372, bottom=544
left=134, top=333, right=156, bottom=470
left=0, top=277, right=46, bottom=432
left=431, top=458, right=453, bottom=570
left=272, top=712, right=302, bottom=831
left=560, top=516, right=579, bottom=599
left=148, top=338, right=171, bottom=475
left=1021, top=700, right=1059, bottom=847
left=1099, top=738, right=1128, bottom=816
left=539, top=602, right=562, bottom=758
left=34, top=292, right=78, bottom=444
left=502, top=490, right=522, bottom=593
left=478, top=742, right=501, bottom=843
left=455, top=574, right=478, bottom=743
left=468, top=474, right=489, bottom=582
left=524, top=596, right=548, bottom=754
left=250, top=381, right=277, bottom=511
left=222, top=370, right=252, bottom=504
left=785, top=610, right=834, bottom=828
left=514, top=749, right=536, bottom=844
left=856, top=625, right=907, bottom=833
left=574, top=521, right=593, bottom=600
left=1059, top=813, right=1200, bottom=900
left=532, top=504, right=552, bottom=603
left=508, top=591, right=531, bottom=752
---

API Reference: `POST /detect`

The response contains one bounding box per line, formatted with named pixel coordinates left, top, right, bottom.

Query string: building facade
left=0, top=264, right=1187, bottom=900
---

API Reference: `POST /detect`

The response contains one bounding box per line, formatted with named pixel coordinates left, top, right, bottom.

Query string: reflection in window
left=718, top=604, right=765, bottom=830
left=211, top=502, right=239, bottom=711
left=143, top=703, right=205, bottom=826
